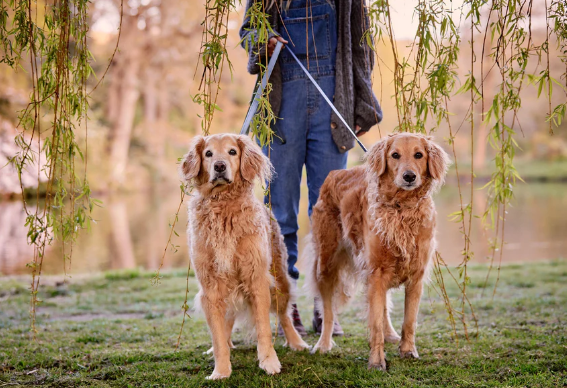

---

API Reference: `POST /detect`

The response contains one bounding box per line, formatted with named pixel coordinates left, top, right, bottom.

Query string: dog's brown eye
left=228, top=149, right=237, bottom=156
left=392, top=152, right=400, bottom=159
left=414, top=152, right=423, bottom=159
left=205, top=150, right=213, bottom=157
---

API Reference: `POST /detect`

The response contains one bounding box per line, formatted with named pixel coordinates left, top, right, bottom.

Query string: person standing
left=240, top=0, right=382, bottom=336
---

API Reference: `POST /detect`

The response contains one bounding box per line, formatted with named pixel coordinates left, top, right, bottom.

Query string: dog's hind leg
left=311, top=249, right=342, bottom=354
left=310, top=206, right=342, bottom=354
left=226, top=311, right=236, bottom=349
left=384, top=292, right=401, bottom=343
left=312, top=276, right=337, bottom=354
left=270, top=226, right=310, bottom=351
left=274, top=290, right=309, bottom=351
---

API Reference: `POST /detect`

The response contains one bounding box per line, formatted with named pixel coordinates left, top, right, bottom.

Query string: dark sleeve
left=350, top=0, right=382, bottom=132
left=239, top=0, right=279, bottom=75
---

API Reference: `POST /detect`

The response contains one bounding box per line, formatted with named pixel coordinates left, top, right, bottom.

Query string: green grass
left=451, top=159, right=567, bottom=181
left=1, top=261, right=566, bottom=387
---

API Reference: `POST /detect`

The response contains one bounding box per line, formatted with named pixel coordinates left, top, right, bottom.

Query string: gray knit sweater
left=239, top=0, right=382, bottom=152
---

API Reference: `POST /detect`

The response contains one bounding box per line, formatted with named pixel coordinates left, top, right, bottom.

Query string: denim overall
left=262, top=0, right=347, bottom=280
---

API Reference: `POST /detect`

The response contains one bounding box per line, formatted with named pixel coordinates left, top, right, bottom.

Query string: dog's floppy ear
left=426, top=137, right=450, bottom=184
left=180, top=135, right=205, bottom=182
left=365, top=136, right=389, bottom=176
left=237, top=135, right=273, bottom=183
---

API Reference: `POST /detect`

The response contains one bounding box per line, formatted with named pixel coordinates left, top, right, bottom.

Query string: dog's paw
left=399, top=348, right=419, bottom=359
left=286, top=339, right=310, bottom=351
left=399, top=340, right=419, bottom=359
left=205, top=369, right=231, bottom=380
left=204, top=347, right=214, bottom=355
left=384, top=333, right=401, bottom=344
left=228, top=340, right=236, bottom=349
left=368, top=359, right=387, bottom=371
left=311, top=339, right=334, bottom=354
left=259, top=350, right=281, bottom=375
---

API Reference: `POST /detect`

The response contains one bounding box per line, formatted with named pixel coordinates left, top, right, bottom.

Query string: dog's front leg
left=204, top=311, right=236, bottom=355
left=367, top=270, right=389, bottom=371
left=249, top=276, right=281, bottom=375
left=201, top=292, right=231, bottom=380
left=399, top=276, right=423, bottom=359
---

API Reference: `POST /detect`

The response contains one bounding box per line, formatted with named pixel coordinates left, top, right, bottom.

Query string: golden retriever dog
left=307, top=132, right=449, bottom=370
left=181, top=133, right=309, bottom=380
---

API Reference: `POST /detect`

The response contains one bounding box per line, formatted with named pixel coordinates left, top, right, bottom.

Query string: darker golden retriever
left=307, top=132, right=449, bottom=370
left=181, top=134, right=309, bottom=380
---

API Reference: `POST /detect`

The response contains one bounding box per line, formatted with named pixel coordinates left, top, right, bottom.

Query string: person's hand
left=268, top=36, right=288, bottom=57
left=355, top=125, right=367, bottom=137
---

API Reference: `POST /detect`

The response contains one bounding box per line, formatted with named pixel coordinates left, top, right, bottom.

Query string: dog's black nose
left=403, top=171, right=416, bottom=183
left=214, top=161, right=226, bottom=173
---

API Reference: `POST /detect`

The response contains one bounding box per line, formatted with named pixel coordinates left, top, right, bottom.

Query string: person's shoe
left=278, top=304, right=308, bottom=338
left=313, top=304, right=344, bottom=336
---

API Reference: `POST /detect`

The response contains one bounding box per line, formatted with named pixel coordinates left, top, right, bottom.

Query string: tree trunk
left=109, top=58, right=141, bottom=185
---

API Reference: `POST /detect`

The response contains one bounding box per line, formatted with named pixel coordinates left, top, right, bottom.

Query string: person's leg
left=262, top=78, right=307, bottom=280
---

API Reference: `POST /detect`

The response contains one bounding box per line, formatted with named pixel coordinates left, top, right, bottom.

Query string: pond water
left=1, top=182, right=566, bottom=276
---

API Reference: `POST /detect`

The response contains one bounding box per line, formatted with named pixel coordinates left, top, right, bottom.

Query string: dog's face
left=201, top=135, right=241, bottom=187
left=180, top=134, right=272, bottom=196
left=387, top=135, right=429, bottom=190
left=366, top=133, right=450, bottom=191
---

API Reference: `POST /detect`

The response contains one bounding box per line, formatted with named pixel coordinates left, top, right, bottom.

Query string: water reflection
left=1, top=183, right=566, bottom=276
left=0, top=201, right=37, bottom=275
left=0, top=192, right=189, bottom=276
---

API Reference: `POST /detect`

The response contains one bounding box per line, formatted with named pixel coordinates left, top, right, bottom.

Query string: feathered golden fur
left=307, top=132, right=450, bottom=370
left=181, top=134, right=309, bottom=380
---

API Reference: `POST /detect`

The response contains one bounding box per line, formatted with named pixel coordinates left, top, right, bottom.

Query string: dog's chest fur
left=369, top=197, right=435, bottom=259
left=188, top=193, right=268, bottom=273
left=360, top=178, right=436, bottom=284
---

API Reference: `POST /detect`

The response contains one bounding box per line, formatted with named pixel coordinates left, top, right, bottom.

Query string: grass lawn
left=1, top=260, right=566, bottom=387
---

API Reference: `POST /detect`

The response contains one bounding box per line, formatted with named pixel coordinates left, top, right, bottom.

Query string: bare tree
left=103, top=0, right=200, bottom=187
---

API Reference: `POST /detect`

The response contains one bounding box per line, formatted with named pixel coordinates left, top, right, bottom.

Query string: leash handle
left=240, top=41, right=284, bottom=135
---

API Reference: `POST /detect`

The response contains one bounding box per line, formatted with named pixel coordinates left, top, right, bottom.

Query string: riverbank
left=1, top=261, right=566, bottom=387
left=447, top=159, right=567, bottom=183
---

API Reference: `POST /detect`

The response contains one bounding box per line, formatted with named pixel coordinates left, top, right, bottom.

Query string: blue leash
left=240, top=41, right=368, bottom=153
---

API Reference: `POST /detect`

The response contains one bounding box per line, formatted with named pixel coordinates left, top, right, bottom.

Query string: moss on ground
left=1, top=260, right=566, bottom=387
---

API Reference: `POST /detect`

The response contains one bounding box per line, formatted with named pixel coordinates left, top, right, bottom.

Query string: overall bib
left=262, top=0, right=347, bottom=279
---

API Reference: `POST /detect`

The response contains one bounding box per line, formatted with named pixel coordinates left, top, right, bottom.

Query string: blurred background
left=1, top=0, right=566, bottom=276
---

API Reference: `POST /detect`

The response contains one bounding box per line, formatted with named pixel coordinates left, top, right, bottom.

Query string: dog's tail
left=302, top=233, right=356, bottom=312
left=302, top=233, right=319, bottom=300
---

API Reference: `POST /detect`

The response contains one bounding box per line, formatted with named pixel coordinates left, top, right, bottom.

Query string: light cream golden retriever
left=307, top=132, right=449, bottom=370
left=181, top=133, right=309, bottom=380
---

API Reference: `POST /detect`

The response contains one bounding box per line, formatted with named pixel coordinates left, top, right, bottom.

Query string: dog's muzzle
left=211, top=161, right=232, bottom=185
left=400, top=170, right=418, bottom=190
